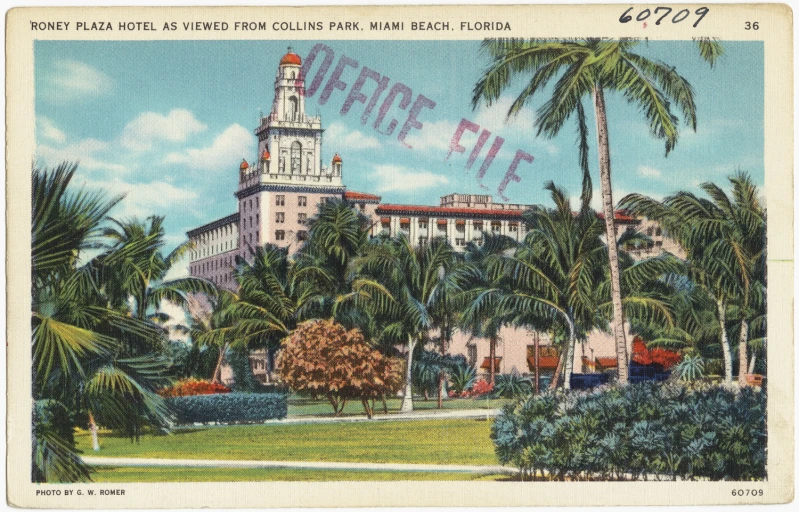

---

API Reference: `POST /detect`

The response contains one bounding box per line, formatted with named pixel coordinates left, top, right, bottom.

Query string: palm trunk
left=438, top=325, right=447, bottom=409
left=738, top=319, right=749, bottom=386
left=88, top=412, right=100, bottom=452
left=488, top=335, right=497, bottom=386
left=533, top=331, right=540, bottom=395
left=212, top=342, right=230, bottom=384
left=715, top=298, right=733, bottom=383
left=264, top=349, right=270, bottom=383
left=400, top=336, right=417, bottom=413
left=593, top=85, right=629, bottom=384
left=748, top=352, right=757, bottom=374
left=563, top=318, right=576, bottom=391
left=549, top=345, right=566, bottom=391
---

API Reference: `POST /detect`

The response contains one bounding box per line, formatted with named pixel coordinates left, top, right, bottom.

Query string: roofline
left=186, top=213, right=240, bottom=237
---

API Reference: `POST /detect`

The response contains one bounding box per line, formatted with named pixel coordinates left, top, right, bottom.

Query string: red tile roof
left=598, top=210, right=638, bottom=222
left=377, top=204, right=525, bottom=218
left=344, top=190, right=382, bottom=202
left=280, top=52, right=302, bottom=66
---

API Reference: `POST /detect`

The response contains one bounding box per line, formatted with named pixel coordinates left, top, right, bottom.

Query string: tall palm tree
left=99, top=216, right=215, bottom=323
left=620, top=172, right=766, bottom=384
left=228, top=244, right=309, bottom=381
left=356, top=235, right=457, bottom=412
left=32, top=163, right=172, bottom=481
left=458, top=233, right=519, bottom=387
left=472, top=38, right=723, bottom=383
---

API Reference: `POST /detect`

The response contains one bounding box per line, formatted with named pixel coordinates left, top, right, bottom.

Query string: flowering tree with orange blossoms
left=277, top=319, right=403, bottom=418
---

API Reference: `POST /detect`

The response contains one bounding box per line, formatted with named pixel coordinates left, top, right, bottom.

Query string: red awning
left=437, top=219, right=448, bottom=225
left=455, top=220, right=465, bottom=225
left=480, top=357, right=502, bottom=372
left=380, top=217, right=390, bottom=224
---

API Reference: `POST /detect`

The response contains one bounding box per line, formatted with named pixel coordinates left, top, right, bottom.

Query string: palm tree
left=32, top=163, right=172, bottom=481
left=620, top=172, right=766, bottom=384
left=99, top=216, right=215, bottom=323
left=356, top=235, right=457, bottom=412
left=458, top=233, right=519, bottom=387
left=228, top=244, right=308, bottom=381
left=472, top=38, right=723, bottom=383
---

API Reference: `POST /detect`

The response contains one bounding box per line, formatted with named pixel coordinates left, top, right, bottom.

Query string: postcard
left=5, top=3, right=794, bottom=508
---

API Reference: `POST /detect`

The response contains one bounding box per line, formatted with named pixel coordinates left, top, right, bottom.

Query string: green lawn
left=287, top=396, right=510, bottom=417
left=76, top=419, right=497, bottom=466
left=90, top=466, right=507, bottom=482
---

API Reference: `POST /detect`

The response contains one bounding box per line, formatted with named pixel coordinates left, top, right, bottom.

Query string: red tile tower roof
left=280, top=51, right=302, bottom=66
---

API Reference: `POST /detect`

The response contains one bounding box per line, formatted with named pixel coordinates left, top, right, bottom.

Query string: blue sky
left=34, top=40, right=764, bottom=275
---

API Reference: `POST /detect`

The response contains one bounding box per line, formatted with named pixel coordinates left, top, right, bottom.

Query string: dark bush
left=167, top=392, right=287, bottom=425
left=492, top=382, right=766, bottom=481
left=493, top=373, right=533, bottom=398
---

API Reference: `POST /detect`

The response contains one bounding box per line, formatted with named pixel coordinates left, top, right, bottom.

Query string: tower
left=235, top=47, right=344, bottom=256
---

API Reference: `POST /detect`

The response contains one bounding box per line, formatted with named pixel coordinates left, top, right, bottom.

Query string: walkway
left=82, top=456, right=516, bottom=475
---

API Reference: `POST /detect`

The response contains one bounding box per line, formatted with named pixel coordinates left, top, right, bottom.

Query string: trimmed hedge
left=167, top=392, right=287, bottom=425
left=492, top=382, right=766, bottom=481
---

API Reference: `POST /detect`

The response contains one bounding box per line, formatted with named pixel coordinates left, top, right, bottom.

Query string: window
left=467, top=345, right=478, bottom=368
left=256, top=213, right=259, bottom=225
left=455, top=238, right=465, bottom=246
left=419, top=237, right=428, bottom=246
left=509, top=224, right=518, bottom=232
left=288, top=96, right=298, bottom=120
left=275, top=230, right=285, bottom=241
left=256, top=197, right=259, bottom=207
left=276, top=195, right=285, bottom=206
left=276, top=212, right=285, bottom=223
left=249, top=234, right=252, bottom=243
left=298, top=213, right=307, bottom=225
left=491, top=223, right=501, bottom=233
left=297, top=230, right=308, bottom=241
left=456, top=224, right=465, bottom=233
left=656, top=227, right=662, bottom=236
left=298, top=196, right=307, bottom=207
left=256, top=231, right=259, bottom=242
left=359, top=202, right=365, bottom=211
left=291, top=141, right=302, bottom=173
left=646, top=227, right=654, bottom=236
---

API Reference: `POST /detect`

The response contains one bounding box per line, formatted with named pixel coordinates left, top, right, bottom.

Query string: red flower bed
left=158, top=378, right=231, bottom=397
left=450, top=378, right=494, bottom=398
left=631, top=337, right=682, bottom=369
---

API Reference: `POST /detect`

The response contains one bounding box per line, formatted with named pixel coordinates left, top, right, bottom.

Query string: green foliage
left=492, top=383, right=766, bottom=480
left=449, top=365, right=477, bottom=394
left=32, top=400, right=92, bottom=483
left=167, top=392, right=287, bottom=424
left=227, top=349, right=262, bottom=392
left=412, top=350, right=468, bottom=396
left=493, top=373, right=533, bottom=399
left=672, top=354, right=706, bottom=382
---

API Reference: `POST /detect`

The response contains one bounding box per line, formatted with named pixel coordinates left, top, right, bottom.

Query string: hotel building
left=187, top=49, right=681, bottom=381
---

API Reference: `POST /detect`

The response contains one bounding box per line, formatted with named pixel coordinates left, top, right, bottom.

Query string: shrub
left=158, top=378, right=230, bottom=398
left=412, top=350, right=468, bottom=398
left=449, top=365, right=477, bottom=395
left=492, top=382, right=766, bottom=481
left=493, top=373, right=533, bottom=399
left=167, top=392, right=287, bottom=424
left=277, top=319, right=403, bottom=418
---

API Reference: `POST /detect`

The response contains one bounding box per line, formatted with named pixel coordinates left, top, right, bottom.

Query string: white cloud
left=74, top=176, right=200, bottom=219
left=42, top=60, right=114, bottom=102
left=369, top=164, right=449, bottom=193
left=121, top=109, right=207, bottom=151
left=37, top=117, right=66, bottom=143
left=37, top=138, right=126, bottom=173
left=637, top=166, right=662, bottom=178
left=473, top=96, right=537, bottom=133
left=400, top=119, right=460, bottom=153
left=324, top=122, right=380, bottom=151
left=165, top=124, right=253, bottom=171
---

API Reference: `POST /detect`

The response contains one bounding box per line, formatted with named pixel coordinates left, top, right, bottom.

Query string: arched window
left=288, top=96, right=298, bottom=121
left=291, top=141, right=302, bottom=174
